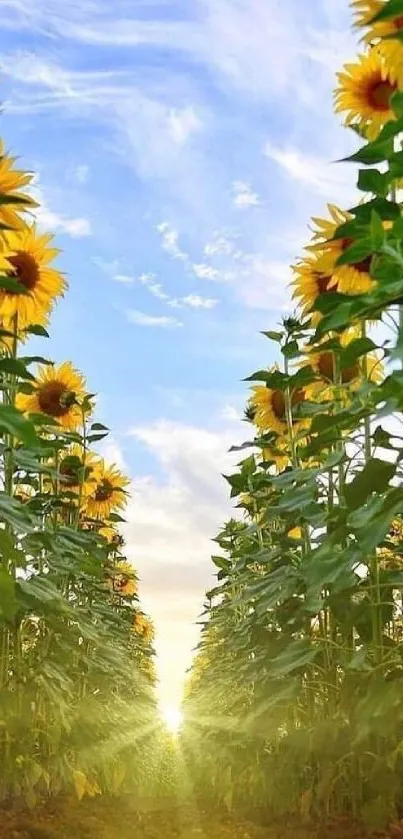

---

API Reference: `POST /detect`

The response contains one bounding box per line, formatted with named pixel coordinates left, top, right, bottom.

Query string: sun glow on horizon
left=161, top=704, right=183, bottom=734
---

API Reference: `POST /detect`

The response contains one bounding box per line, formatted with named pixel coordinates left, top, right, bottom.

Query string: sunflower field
left=0, top=126, right=165, bottom=806
left=182, top=0, right=403, bottom=829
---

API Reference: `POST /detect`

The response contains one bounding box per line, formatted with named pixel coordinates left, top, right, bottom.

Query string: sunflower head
left=107, top=561, right=137, bottom=598
left=53, top=445, right=102, bottom=500
left=250, top=384, right=305, bottom=435
left=132, top=612, right=154, bottom=644
left=85, top=461, right=130, bottom=521
left=334, top=50, right=399, bottom=141
left=292, top=253, right=339, bottom=320
left=0, top=224, right=66, bottom=329
left=352, top=2, right=403, bottom=86
left=17, top=361, right=87, bottom=430
left=0, top=142, right=37, bottom=233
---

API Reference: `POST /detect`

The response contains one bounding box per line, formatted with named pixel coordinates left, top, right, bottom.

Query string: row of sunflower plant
left=0, top=136, right=163, bottom=805
left=182, top=0, right=403, bottom=828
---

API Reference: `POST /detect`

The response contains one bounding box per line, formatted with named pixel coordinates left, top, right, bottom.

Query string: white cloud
left=123, top=418, right=242, bottom=703
left=33, top=182, right=92, bottom=238
left=264, top=142, right=357, bottom=206
left=126, top=309, right=183, bottom=328
left=156, top=222, right=189, bottom=263
left=138, top=273, right=169, bottom=301
left=192, top=263, right=220, bottom=281
left=204, top=232, right=237, bottom=257
left=180, top=294, right=217, bottom=309
left=113, top=273, right=135, bottom=285
left=167, top=106, right=203, bottom=145
left=232, top=180, right=260, bottom=209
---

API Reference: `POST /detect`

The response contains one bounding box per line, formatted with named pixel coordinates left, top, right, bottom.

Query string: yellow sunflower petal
left=0, top=142, right=37, bottom=232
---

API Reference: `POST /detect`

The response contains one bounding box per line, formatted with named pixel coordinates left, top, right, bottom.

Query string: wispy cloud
left=126, top=309, right=183, bottom=328
left=264, top=142, right=357, bottom=205
left=232, top=180, right=260, bottom=209
left=156, top=222, right=189, bottom=263
left=32, top=180, right=92, bottom=238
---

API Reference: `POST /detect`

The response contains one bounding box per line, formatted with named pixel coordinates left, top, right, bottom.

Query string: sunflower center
left=367, top=79, right=396, bottom=111
left=6, top=252, right=39, bottom=292
left=95, top=479, right=114, bottom=502
left=60, top=456, right=82, bottom=487
left=394, top=15, right=403, bottom=29
left=38, top=382, right=71, bottom=417
left=270, top=388, right=304, bottom=420
left=316, top=273, right=334, bottom=294
left=317, top=352, right=359, bottom=383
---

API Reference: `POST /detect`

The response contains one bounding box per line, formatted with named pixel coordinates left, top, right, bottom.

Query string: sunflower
left=250, top=384, right=305, bottom=435
left=302, top=332, right=383, bottom=400
left=98, top=525, right=124, bottom=548
left=334, top=50, right=399, bottom=141
left=17, top=361, right=87, bottom=430
left=288, top=526, right=303, bottom=540
left=261, top=442, right=290, bottom=472
left=132, top=612, right=154, bottom=644
left=352, top=2, right=403, bottom=85
left=292, top=253, right=339, bottom=318
left=0, top=142, right=37, bottom=232
left=304, top=205, right=377, bottom=298
left=107, top=561, right=137, bottom=598
left=0, top=224, right=66, bottom=329
left=85, top=461, right=130, bottom=520
left=52, top=445, right=102, bottom=500
left=309, top=204, right=351, bottom=254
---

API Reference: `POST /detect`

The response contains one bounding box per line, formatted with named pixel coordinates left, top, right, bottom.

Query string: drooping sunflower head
left=132, top=612, right=154, bottom=644
left=292, top=253, right=339, bottom=319
left=85, top=461, right=130, bottom=521
left=334, top=49, right=399, bottom=141
left=0, top=224, right=67, bottom=329
left=250, top=384, right=305, bottom=435
left=309, top=204, right=351, bottom=255
left=0, top=142, right=37, bottom=232
left=261, top=440, right=290, bottom=472
left=55, top=445, right=102, bottom=499
left=98, top=525, right=125, bottom=549
left=17, top=361, right=87, bottom=430
left=302, top=336, right=383, bottom=400
left=107, top=561, right=137, bottom=598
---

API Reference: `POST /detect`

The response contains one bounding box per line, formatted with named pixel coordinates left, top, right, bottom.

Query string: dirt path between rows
left=1, top=798, right=403, bottom=839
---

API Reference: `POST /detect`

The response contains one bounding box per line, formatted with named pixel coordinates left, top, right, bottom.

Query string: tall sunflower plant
left=182, top=0, right=403, bottom=827
left=0, top=141, right=159, bottom=805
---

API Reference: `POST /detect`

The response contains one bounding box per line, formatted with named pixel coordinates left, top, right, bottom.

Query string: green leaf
left=344, top=139, right=393, bottom=166
left=371, top=210, right=385, bottom=250
left=391, top=89, right=403, bottom=118
left=339, top=337, right=377, bottom=368
left=371, top=0, right=403, bottom=24
left=357, top=168, right=389, bottom=196
left=261, top=330, right=283, bottom=343
left=25, top=324, right=50, bottom=338
left=281, top=340, right=299, bottom=359
left=0, top=358, right=35, bottom=381
left=90, top=422, right=109, bottom=432
left=0, top=404, right=38, bottom=446
left=345, top=458, right=396, bottom=510
left=336, top=238, right=373, bottom=267
left=0, top=275, right=28, bottom=294
left=87, top=432, right=109, bottom=444
left=0, top=569, right=18, bottom=622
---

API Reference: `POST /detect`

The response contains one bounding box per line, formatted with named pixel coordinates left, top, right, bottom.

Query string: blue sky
left=0, top=0, right=361, bottom=706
